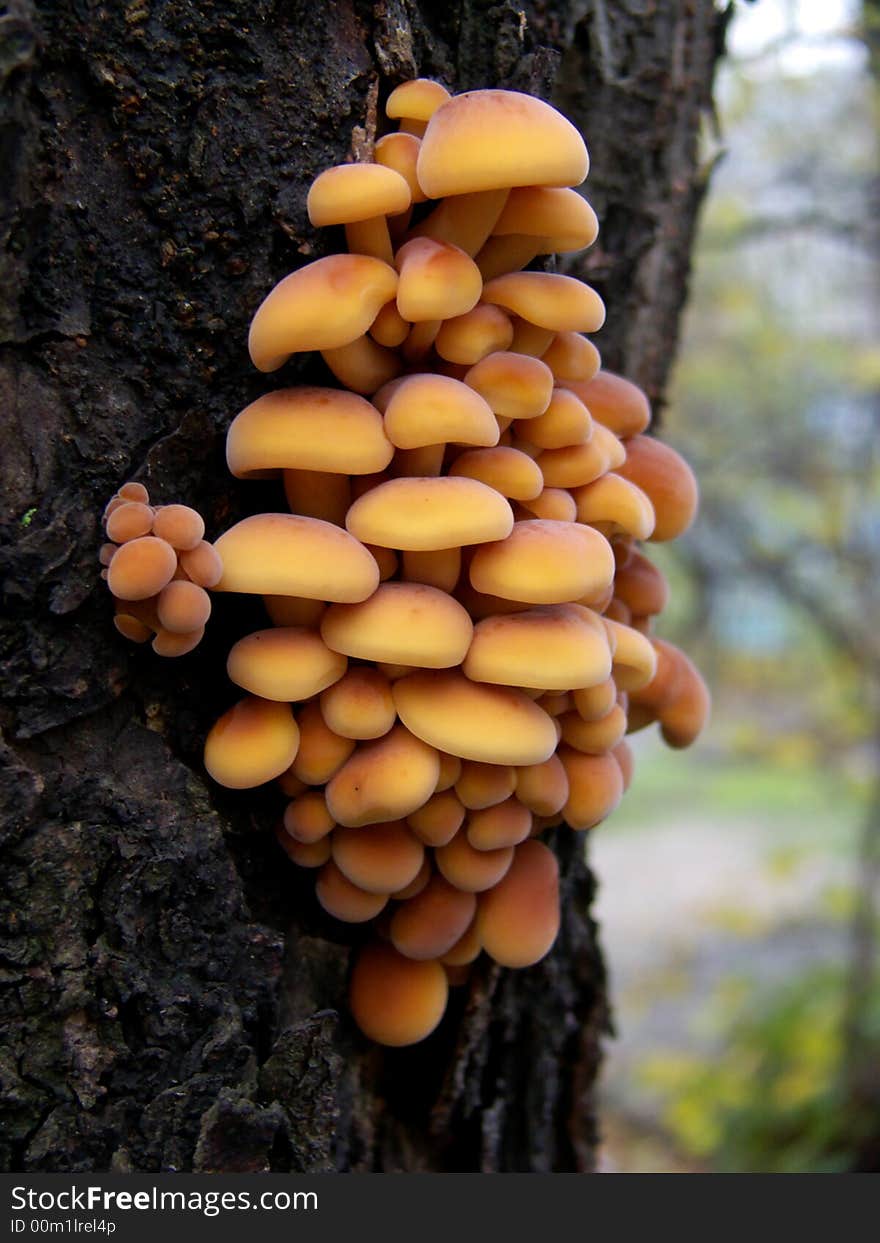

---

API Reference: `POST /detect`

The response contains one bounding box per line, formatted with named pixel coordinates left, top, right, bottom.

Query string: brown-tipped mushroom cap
left=316, top=861, right=389, bottom=924
left=227, top=388, right=393, bottom=478
left=615, top=435, right=699, bottom=542
left=573, top=677, right=617, bottom=722
left=383, top=373, right=498, bottom=450
left=307, top=163, right=411, bottom=264
left=118, top=481, right=150, bottom=504
left=441, top=919, right=482, bottom=966
left=560, top=703, right=627, bottom=754
left=276, top=830, right=332, bottom=870
left=107, top=536, right=177, bottom=601
left=325, top=724, right=440, bottom=827
left=346, top=476, right=513, bottom=551
left=320, top=666, right=396, bottom=740
left=449, top=446, right=544, bottom=501
left=332, top=821, right=425, bottom=895
left=227, top=627, right=347, bottom=702
left=435, top=830, right=514, bottom=893
left=463, top=602, right=611, bottom=690
left=493, top=186, right=598, bottom=246
left=395, top=237, right=482, bottom=323
left=565, top=370, right=651, bottom=438
left=517, top=487, right=578, bottom=523
left=349, top=940, right=448, bottom=1046
left=469, top=519, right=614, bottom=605
left=152, top=626, right=205, bottom=657
left=291, top=701, right=356, bottom=785
left=105, top=501, right=153, bottom=544
left=393, top=669, right=557, bottom=765
left=466, top=798, right=532, bottom=851
left=214, top=513, right=379, bottom=602
left=615, top=550, right=670, bottom=617
left=435, top=304, right=514, bottom=365
left=482, top=272, right=605, bottom=334
left=204, top=696, right=300, bottom=789
left=476, top=839, right=559, bottom=967
left=321, top=582, right=473, bottom=668
left=416, top=89, right=588, bottom=198
left=248, top=254, right=398, bottom=372
left=464, top=351, right=554, bottom=420
left=391, top=875, right=477, bottom=961
left=387, top=78, right=451, bottom=131
left=151, top=504, right=205, bottom=551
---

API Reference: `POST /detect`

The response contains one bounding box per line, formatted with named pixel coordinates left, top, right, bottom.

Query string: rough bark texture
left=0, top=0, right=725, bottom=1172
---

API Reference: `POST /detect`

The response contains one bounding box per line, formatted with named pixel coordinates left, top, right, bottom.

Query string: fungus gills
left=98, top=80, right=710, bottom=1048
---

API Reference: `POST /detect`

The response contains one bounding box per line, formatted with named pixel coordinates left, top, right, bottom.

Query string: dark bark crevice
left=0, top=0, right=725, bottom=1172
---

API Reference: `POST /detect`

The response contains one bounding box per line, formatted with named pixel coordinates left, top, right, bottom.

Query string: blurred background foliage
left=594, top=0, right=880, bottom=1172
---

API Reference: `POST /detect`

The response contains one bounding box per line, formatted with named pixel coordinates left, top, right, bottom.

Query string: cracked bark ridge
left=0, top=0, right=725, bottom=1172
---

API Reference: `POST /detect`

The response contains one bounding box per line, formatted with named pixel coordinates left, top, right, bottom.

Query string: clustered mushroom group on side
left=100, top=80, right=710, bottom=1047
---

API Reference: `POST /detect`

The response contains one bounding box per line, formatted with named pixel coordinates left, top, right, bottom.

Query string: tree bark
left=0, top=0, right=725, bottom=1172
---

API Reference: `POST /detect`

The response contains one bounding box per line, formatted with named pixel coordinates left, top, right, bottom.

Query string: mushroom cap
left=463, top=603, right=611, bottom=690
left=605, top=617, right=658, bottom=692
left=386, top=78, right=451, bottom=123
left=248, top=254, right=398, bottom=372
left=537, top=423, right=626, bottom=488
left=560, top=703, right=627, bottom=754
left=346, top=476, right=513, bottom=551
left=325, top=723, right=440, bottom=826
left=542, top=333, right=602, bottom=384
left=469, top=519, right=615, bottom=605
left=152, top=626, right=205, bottom=658
left=151, top=504, right=205, bottom=551
left=434, top=829, right=514, bottom=892
left=565, top=370, right=651, bottom=438
left=291, top=700, right=355, bottom=785
left=390, top=875, right=477, bottom=960
left=517, top=487, right=578, bottom=523
left=466, top=798, right=532, bottom=851
left=614, top=549, right=670, bottom=617
left=612, top=739, right=635, bottom=790
left=455, top=760, right=516, bottom=811
left=417, top=89, right=588, bottom=198
left=179, top=540, right=224, bottom=588
left=373, top=131, right=428, bottom=203
left=493, top=186, right=599, bottom=248
left=106, top=536, right=177, bottom=601
left=559, top=746, right=624, bottom=829
left=572, top=677, right=617, bottom=722
left=118, top=481, right=150, bottom=504
left=514, top=753, right=569, bottom=817
left=316, top=861, right=389, bottom=923
left=226, top=627, right=347, bottom=702
left=435, top=751, right=463, bottom=793
left=332, top=821, right=425, bottom=894
left=283, top=791, right=335, bottom=843
left=441, top=919, right=482, bottom=966
left=615, top=435, right=699, bottom=542
left=307, top=163, right=411, bottom=226
left=157, top=580, right=212, bottom=633
left=227, top=388, right=393, bottom=477
left=525, top=387, right=593, bottom=449
left=395, top=237, right=483, bottom=322
left=393, top=669, right=557, bottom=765
left=349, top=941, right=448, bottom=1047
left=449, top=446, right=544, bottom=500
left=204, top=696, right=300, bottom=789
left=406, top=789, right=466, bottom=846
left=105, top=501, right=154, bottom=543
left=476, top=839, right=559, bottom=967
left=321, top=581, right=473, bottom=668
left=276, top=829, right=332, bottom=869
left=213, top=514, right=379, bottom=602
left=465, top=351, right=555, bottom=420
left=319, top=666, right=396, bottom=740
left=435, top=304, right=514, bottom=365
left=383, top=373, right=498, bottom=450
left=573, top=472, right=656, bottom=540
left=481, top=272, right=605, bottom=333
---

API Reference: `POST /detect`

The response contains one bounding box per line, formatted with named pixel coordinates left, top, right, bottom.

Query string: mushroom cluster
left=102, top=81, right=710, bottom=1048
left=101, top=482, right=222, bottom=656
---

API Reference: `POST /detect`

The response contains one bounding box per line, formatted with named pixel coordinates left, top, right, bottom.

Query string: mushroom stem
left=401, top=319, right=441, bottom=362
left=475, top=234, right=545, bottom=281
left=321, top=334, right=403, bottom=395
left=409, top=188, right=509, bottom=256
left=345, top=216, right=395, bottom=265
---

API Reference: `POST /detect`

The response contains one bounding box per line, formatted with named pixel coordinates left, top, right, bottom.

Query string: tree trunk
left=0, top=0, right=725, bottom=1173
